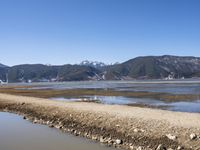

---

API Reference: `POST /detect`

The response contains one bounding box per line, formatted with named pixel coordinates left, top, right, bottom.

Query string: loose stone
left=49, top=124, right=54, bottom=128
left=166, top=134, right=177, bottom=140
left=190, top=133, right=197, bottom=140
left=100, top=136, right=105, bottom=143
left=134, top=128, right=139, bottom=133
left=156, top=144, right=166, bottom=150
left=129, top=145, right=134, bottom=150
left=136, top=146, right=142, bottom=150
left=115, top=139, right=122, bottom=144
left=177, top=146, right=183, bottom=150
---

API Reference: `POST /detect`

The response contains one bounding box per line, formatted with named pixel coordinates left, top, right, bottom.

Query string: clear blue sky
left=0, top=0, right=200, bottom=66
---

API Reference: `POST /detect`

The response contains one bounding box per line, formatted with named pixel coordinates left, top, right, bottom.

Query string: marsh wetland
left=1, top=80, right=200, bottom=113
left=1, top=80, right=200, bottom=150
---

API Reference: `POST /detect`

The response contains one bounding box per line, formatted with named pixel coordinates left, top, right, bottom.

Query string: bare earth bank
left=0, top=93, right=200, bottom=150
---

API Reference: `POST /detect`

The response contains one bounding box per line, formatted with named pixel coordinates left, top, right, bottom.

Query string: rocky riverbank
left=0, top=93, right=200, bottom=150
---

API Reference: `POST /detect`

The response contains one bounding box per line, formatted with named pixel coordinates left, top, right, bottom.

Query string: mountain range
left=1, top=55, right=200, bottom=83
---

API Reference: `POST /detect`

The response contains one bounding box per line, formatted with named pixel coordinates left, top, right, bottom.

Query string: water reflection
left=50, top=96, right=200, bottom=113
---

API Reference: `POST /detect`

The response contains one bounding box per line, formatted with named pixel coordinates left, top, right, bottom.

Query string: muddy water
left=0, top=112, right=116, bottom=150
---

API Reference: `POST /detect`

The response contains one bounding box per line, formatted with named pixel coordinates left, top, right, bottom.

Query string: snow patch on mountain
left=79, top=60, right=107, bottom=68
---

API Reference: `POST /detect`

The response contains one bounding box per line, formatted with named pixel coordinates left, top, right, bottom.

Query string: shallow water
left=50, top=96, right=200, bottom=113
left=10, top=80, right=200, bottom=113
left=117, top=83, right=200, bottom=94
left=13, top=80, right=200, bottom=94
left=0, top=112, right=116, bottom=150
left=168, top=100, right=200, bottom=113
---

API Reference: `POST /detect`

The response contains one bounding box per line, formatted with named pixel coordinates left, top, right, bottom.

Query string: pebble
left=73, top=130, right=78, bottom=136
left=84, top=132, right=88, bottom=137
left=177, top=146, right=183, bottom=150
left=166, top=134, right=177, bottom=140
left=100, top=136, right=105, bottom=143
left=115, top=139, right=122, bottom=144
left=136, top=146, right=142, bottom=150
left=92, top=136, right=97, bottom=140
left=108, top=139, right=113, bottom=144
left=190, top=133, right=197, bottom=140
left=140, top=129, right=145, bottom=132
left=156, top=144, right=165, bottom=150
left=49, top=124, right=54, bottom=128
left=134, top=129, right=139, bottom=133
left=134, top=128, right=145, bottom=133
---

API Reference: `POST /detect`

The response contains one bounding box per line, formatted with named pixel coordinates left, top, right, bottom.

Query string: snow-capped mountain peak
left=79, top=60, right=106, bottom=68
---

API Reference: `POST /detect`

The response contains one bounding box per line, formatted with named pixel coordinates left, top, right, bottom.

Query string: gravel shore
left=0, top=93, right=200, bottom=150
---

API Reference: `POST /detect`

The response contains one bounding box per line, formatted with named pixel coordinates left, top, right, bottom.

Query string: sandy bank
left=0, top=93, right=200, bottom=150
